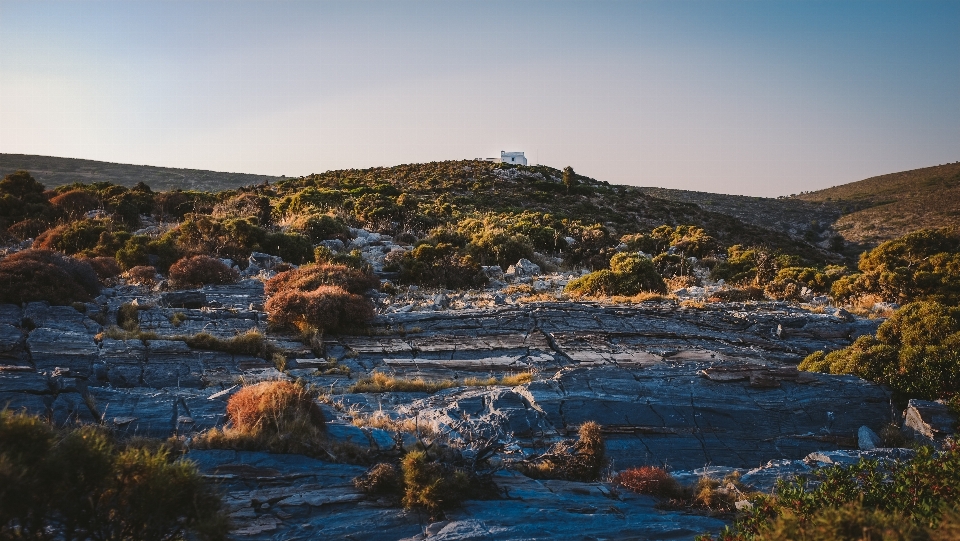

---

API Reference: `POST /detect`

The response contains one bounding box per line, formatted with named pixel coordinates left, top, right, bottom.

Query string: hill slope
left=0, top=154, right=279, bottom=192
left=794, top=162, right=960, bottom=245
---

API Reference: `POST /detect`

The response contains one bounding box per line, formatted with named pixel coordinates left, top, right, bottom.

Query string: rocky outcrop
left=904, top=399, right=958, bottom=448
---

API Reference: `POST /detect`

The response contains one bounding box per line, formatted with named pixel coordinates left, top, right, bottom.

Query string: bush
left=765, top=266, right=847, bottom=301
left=6, top=218, right=50, bottom=240
left=314, top=246, right=369, bottom=270
left=799, top=301, right=960, bottom=400
left=126, top=265, right=159, bottom=285
left=565, top=252, right=666, bottom=297
left=354, top=463, right=403, bottom=497
left=265, top=285, right=374, bottom=333
left=0, top=410, right=228, bottom=541
left=394, top=243, right=488, bottom=289
left=289, top=214, right=349, bottom=243
left=831, top=228, right=960, bottom=305
left=34, top=219, right=112, bottom=255
left=704, top=442, right=960, bottom=540
left=50, top=188, right=101, bottom=219
left=85, top=256, right=121, bottom=280
left=168, top=256, right=239, bottom=289
left=263, top=231, right=314, bottom=265
left=194, top=381, right=325, bottom=456
left=614, top=466, right=682, bottom=498
left=265, top=264, right=378, bottom=296
left=0, top=171, right=52, bottom=230
left=0, top=249, right=101, bottom=305
left=401, top=450, right=473, bottom=516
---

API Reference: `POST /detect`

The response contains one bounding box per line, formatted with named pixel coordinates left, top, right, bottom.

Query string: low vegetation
left=0, top=249, right=101, bottom=305
left=168, top=255, right=239, bottom=289
left=0, top=410, right=228, bottom=541
left=516, top=421, right=607, bottom=482
left=565, top=252, right=666, bottom=297
left=697, top=441, right=960, bottom=540
left=800, top=301, right=960, bottom=402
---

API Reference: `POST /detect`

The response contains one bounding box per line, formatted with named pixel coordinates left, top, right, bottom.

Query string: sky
left=1, top=1, right=958, bottom=197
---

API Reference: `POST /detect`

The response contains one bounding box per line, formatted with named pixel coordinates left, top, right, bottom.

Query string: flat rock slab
left=188, top=450, right=727, bottom=541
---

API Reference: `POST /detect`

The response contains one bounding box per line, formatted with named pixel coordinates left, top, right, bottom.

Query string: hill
left=0, top=153, right=279, bottom=192
left=794, top=161, right=960, bottom=245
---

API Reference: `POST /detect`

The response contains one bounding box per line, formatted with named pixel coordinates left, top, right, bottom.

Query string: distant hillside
left=0, top=154, right=279, bottom=192
left=634, top=187, right=842, bottom=243
left=794, top=162, right=960, bottom=245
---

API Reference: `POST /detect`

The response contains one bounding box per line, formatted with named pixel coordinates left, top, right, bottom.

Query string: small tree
left=562, top=166, right=576, bottom=194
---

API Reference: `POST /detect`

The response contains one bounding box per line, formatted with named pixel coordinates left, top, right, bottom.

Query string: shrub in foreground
left=168, top=255, right=239, bottom=289
left=0, top=249, right=101, bottom=305
left=0, top=410, right=228, bottom=541
left=699, top=441, right=960, bottom=540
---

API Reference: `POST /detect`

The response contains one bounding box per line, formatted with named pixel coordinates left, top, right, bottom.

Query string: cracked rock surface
left=0, top=282, right=904, bottom=540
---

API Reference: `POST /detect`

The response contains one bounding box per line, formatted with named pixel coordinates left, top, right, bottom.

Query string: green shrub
left=703, top=442, right=960, bottom=541
left=799, top=301, right=960, bottom=400
left=401, top=450, right=472, bottom=515
left=394, top=243, right=488, bottom=289
left=168, top=255, right=239, bottom=289
left=765, top=266, right=848, bottom=301
left=0, top=171, right=52, bottom=230
left=290, top=214, right=349, bottom=242
left=34, top=219, right=113, bottom=255
left=565, top=252, right=666, bottom=297
left=314, top=246, right=368, bottom=270
left=711, top=245, right=781, bottom=286
left=263, top=231, right=314, bottom=265
left=832, top=228, right=960, bottom=305
left=0, top=410, right=228, bottom=541
left=211, top=192, right=272, bottom=225
left=0, top=250, right=101, bottom=305
left=464, top=230, right=536, bottom=269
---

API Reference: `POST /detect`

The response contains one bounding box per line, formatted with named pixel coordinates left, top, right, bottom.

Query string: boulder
left=858, top=425, right=882, bottom=450
left=506, top=258, right=540, bottom=278
left=248, top=252, right=284, bottom=271
left=904, top=399, right=957, bottom=447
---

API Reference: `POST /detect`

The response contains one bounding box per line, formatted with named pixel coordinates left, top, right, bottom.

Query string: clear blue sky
left=1, top=1, right=958, bottom=196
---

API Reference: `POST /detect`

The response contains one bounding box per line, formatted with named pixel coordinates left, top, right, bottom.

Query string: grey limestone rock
left=904, top=399, right=957, bottom=447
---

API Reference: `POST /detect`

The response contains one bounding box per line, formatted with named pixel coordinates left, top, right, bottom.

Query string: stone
left=858, top=425, right=882, bottom=450
left=904, top=399, right=957, bottom=447
left=506, top=258, right=540, bottom=279
left=320, top=239, right=345, bottom=252
left=159, top=290, right=207, bottom=309
left=248, top=252, right=284, bottom=270
left=481, top=266, right=504, bottom=280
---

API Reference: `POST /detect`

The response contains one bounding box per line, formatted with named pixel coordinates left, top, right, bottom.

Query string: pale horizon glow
left=1, top=1, right=958, bottom=196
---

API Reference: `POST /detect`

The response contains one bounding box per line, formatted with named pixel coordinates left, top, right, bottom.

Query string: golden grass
left=348, top=371, right=533, bottom=394
left=350, top=410, right=437, bottom=437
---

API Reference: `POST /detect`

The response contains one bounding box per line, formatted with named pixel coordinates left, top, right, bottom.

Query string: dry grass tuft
left=348, top=371, right=533, bottom=394
left=193, top=380, right=329, bottom=456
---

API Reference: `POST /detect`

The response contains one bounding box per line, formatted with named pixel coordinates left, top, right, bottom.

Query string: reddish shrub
left=126, top=265, right=158, bottom=285
left=85, top=256, right=121, bottom=280
left=265, top=285, right=374, bottom=332
left=50, top=189, right=101, bottom=219
left=5, top=218, right=49, bottom=240
left=264, top=263, right=378, bottom=296
left=0, top=250, right=101, bottom=305
left=613, top=466, right=681, bottom=497
left=168, top=255, right=238, bottom=288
